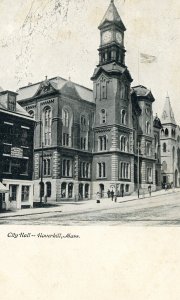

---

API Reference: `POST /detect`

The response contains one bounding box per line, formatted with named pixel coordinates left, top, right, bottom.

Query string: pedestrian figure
left=114, top=195, right=117, bottom=202
left=110, top=189, right=114, bottom=201
left=107, top=189, right=110, bottom=198
left=148, top=185, right=151, bottom=197
left=165, top=183, right=167, bottom=191
left=96, top=192, right=100, bottom=203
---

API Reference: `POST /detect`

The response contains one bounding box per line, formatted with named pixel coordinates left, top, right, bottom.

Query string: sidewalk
left=0, top=188, right=179, bottom=218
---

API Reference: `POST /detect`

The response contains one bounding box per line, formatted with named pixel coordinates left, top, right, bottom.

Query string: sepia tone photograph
left=0, top=0, right=180, bottom=225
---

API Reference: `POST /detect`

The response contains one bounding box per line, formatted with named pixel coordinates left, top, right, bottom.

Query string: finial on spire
left=111, top=0, right=114, bottom=3
left=45, top=75, right=48, bottom=81
left=166, top=91, right=169, bottom=98
left=68, top=76, right=71, bottom=81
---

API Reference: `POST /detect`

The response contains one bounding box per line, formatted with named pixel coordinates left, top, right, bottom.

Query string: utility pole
left=137, top=141, right=140, bottom=198
left=40, top=141, right=44, bottom=205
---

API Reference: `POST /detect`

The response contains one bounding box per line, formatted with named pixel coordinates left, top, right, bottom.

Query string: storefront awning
left=0, top=182, right=9, bottom=193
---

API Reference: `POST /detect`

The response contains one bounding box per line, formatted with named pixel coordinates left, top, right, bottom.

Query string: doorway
left=99, top=184, right=104, bottom=198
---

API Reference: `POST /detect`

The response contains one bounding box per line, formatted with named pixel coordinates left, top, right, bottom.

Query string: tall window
left=97, top=162, right=106, bottom=178
left=62, top=109, right=69, bottom=127
left=43, top=107, right=52, bottom=146
left=80, top=162, right=90, bottom=178
left=100, top=109, right=106, bottom=124
left=120, top=136, right=129, bottom=152
left=146, top=121, right=150, bottom=134
left=43, top=158, right=51, bottom=176
left=165, top=128, right=169, bottom=136
left=81, top=115, right=86, bottom=127
left=80, top=137, right=87, bottom=150
left=146, top=142, right=152, bottom=156
left=62, top=159, right=72, bottom=177
left=3, top=157, right=11, bottom=173
left=20, top=160, right=28, bottom=175
left=147, top=167, right=152, bottom=183
left=63, top=133, right=69, bottom=146
left=21, top=128, right=28, bottom=147
left=121, top=110, right=126, bottom=125
left=98, top=136, right=107, bottom=151
left=46, top=182, right=51, bottom=197
left=119, top=162, right=130, bottom=179
left=163, top=143, right=166, bottom=152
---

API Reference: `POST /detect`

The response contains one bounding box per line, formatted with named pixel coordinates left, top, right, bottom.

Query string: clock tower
left=91, top=0, right=134, bottom=198
left=98, top=0, right=126, bottom=66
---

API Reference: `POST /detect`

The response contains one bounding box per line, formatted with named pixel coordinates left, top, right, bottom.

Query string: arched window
left=161, top=129, right=164, bottom=136
left=163, top=143, right=166, bottom=152
left=165, top=128, right=169, bottom=136
left=43, top=106, right=52, bottom=146
left=62, top=107, right=73, bottom=147
left=172, top=146, right=175, bottom=162
left=68, top=183, right=73, bottom=198
left=81, top=115, right=86, bottom=126
left=61, top=182, right=66, bottom=198
left=120, top=136, right=128, bottom=152
left=46, top=182, right=51, bottom=197
left=100, top=109, right=106, bottom=124
left=121, top=110, right=126, bottom=125
left=146, top=121, right=150, bottom=134
left=62, top=109, right=69, bottom=127
left=98, top=136, right=107, bottom=151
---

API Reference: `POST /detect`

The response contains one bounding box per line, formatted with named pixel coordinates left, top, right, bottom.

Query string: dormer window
left=8, top=94, right=16, bottom=111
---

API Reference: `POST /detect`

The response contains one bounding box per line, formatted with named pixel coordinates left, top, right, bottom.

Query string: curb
left=0, top=190, right=179, bottom=219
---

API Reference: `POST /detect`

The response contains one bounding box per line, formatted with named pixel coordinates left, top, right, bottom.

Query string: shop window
left=21, top=186, right=30, bottom=202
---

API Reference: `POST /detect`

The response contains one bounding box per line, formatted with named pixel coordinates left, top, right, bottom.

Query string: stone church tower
left=161, top=95, right=180, bottom=187
left=91, top=0, right=134, bottom=196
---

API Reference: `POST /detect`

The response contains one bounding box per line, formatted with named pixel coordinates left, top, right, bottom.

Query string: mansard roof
left=17, top=76, right=94, bottom=103
left=98, top=0, right=126, bottom=31
left=132, top=85, right=155, bottom=102
left=91, top=63, right=133, bottom=82
left=161, top=95, right=176, bottom=125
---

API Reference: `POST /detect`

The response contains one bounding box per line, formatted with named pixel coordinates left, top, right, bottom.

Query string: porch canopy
left=0, top=182, right=9, bottom=193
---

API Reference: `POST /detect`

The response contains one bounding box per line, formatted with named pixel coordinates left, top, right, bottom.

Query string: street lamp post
left=137, top=142, right=140, bottom=198
left=40, top=142, right=44, bottom=205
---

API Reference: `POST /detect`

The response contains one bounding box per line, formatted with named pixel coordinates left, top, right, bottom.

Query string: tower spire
left=98, top=0, right=126, bottom=30
left=161, top=94, right=176, bottom=125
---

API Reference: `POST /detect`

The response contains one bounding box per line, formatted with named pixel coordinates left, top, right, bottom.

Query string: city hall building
left=17, top=0, right=162, bottom=202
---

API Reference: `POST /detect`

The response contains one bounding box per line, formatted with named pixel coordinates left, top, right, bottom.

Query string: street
left=1, top=192, right=180, bottom=226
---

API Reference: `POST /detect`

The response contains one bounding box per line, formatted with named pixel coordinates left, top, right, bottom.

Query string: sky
left=0, top=0, right=180, bottom=122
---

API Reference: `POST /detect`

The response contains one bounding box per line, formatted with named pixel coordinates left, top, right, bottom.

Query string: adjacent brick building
left=0, top=89, right=34, bottom=210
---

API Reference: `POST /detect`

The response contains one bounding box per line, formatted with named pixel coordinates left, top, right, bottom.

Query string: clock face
left=102, top=30, right=112, bottom=44
left=116, top=31, right=123, bottom=44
